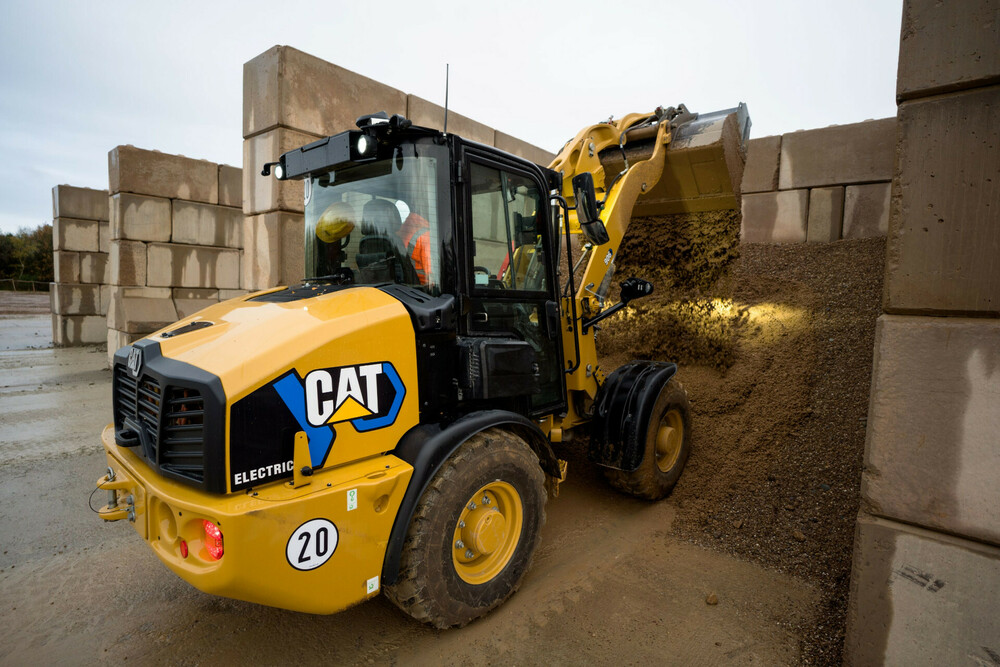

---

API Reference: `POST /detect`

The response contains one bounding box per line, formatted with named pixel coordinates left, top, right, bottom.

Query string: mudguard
left=589, top=361, right=678, bottom=472
left=381, top=410, right=560, bottom=585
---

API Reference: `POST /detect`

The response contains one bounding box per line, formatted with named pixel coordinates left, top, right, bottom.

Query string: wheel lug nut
left=459, top=521, right=466, bottom=528
left=465, top=549, right=474, bottom=559
left=482, top=496, right=490, bottom=504
left=455, top=540, right=464, bottom=549
left=468, top=502, right=476, bottom=510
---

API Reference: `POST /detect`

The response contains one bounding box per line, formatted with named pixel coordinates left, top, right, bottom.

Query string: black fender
left=381, top=410, right=561, bottom=586
left=589, top=361, right=678, bottom=472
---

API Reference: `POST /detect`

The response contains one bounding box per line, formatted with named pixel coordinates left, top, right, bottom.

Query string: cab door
left=462, top=156, right=564, bottom=415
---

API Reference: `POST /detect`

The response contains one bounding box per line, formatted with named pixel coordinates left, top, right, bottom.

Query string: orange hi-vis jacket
left=399, top=212, right=431, bottom=285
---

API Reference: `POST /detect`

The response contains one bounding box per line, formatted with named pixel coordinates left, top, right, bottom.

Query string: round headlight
left=274, top=164, right=285, bottom=180
left=357, top=135, right=369, bottom=155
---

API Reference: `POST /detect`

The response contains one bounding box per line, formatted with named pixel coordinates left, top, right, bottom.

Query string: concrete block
left=242, top=127, right=318, bottom=216
left=242, top=212, right=289, bottom=290
left=218, top=164, right=242, bottom=208
left=243, top=45, right=408, bottom=139
left=494, top=131, right=555, bottom=167
left=862, top=315, right=1000, bottom=545
left=406, top=95, right=495, bottom=145
left=281, top=214, right=304, bottom=287
left=52, top=314, right=106, bottom=346
left=108, top=240, right=147, bottom=286
left=53, top=251, right=81, bottom=284
left=107, top=329, right=142, bottom=366
left=897, top=0, right=1000, bottom=102
left=79, top=252, right=109, bottom=284
left=146, top=243, right=241, bottom=290
left=219, top=289, right=249, bottom=301
left=51, top=185, right=108, bottom=221
left=740, top=136, right=782, bottom=193
left=778, top=118, right=896, bottom=190
left=109, top=145, right=219, bottom=204
left=806, top=186, right=844, bottom=243
left=99, top=284, right=111, bottom=316
left=740, top=190, right=809, bottom=243
left=171, top=200, right=243, bottom=248
left=99, top=219, right=110, bottom=253
left=843, top=182, right=890, bottom=239
left=109, top=193, right=171, bottom=243
left=50, top=282, right=101, bottom=316
left=172, top=287, right=220, bottom=319
left=53, top=217, right=100, bottom=252
left=107, top=286, right=177, bottom=334
left=886, top=86, right=1000, bottom=316
left=845, top=514, right=1000, bottom=666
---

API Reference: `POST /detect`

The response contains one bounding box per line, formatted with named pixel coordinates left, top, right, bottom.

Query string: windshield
left=304, top=142, right=448, bottom=295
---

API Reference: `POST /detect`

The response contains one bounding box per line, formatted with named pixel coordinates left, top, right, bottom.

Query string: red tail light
left=180, top=539, right=189, bottom=559
left=203, top=520, right=224, bottom=560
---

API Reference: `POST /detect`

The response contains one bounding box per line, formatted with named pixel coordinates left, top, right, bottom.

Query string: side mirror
left=619, top=277, right=654, bottom=304
left=571, top=173, right=610, bottom=245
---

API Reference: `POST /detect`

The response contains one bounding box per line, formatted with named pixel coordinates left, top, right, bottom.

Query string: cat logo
left=127, top=346, right=143, bottom=378
left=272, top=361, right=405, bottom=469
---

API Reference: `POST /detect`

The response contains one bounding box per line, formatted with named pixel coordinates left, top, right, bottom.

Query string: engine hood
left=145, top=285, right=421, bottom=486
left=153, top=286, right=416, bottom=407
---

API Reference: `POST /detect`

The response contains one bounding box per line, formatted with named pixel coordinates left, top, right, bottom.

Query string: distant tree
left=0, top=224, right=53, bottom=285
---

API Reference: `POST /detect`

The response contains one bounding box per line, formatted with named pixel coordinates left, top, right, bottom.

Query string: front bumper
left=98, top=424, right=413, bottom=614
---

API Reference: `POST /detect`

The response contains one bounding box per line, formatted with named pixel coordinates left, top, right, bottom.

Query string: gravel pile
left=598, top=237, right=886, bottom=665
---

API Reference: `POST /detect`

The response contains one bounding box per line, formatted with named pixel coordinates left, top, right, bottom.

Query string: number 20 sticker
left=287, top=519, right=338, bottom=571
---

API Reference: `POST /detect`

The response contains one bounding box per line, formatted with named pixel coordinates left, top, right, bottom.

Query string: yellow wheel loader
left=96, top=104, right=749, bottom=627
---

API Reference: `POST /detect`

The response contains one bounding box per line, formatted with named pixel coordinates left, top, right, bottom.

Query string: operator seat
left=356, top=199, right=417, bottom=284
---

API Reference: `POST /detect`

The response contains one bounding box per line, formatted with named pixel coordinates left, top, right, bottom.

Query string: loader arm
left=549, top=105, right=749, bottom=427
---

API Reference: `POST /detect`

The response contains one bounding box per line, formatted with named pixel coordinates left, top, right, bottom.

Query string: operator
left=397, top=207, right=432, bottom=286
left=314, top=201, right=355, bottom=274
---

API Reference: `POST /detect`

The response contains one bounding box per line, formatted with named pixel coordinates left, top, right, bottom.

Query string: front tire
left=384, top=428, right=546, bottom=628
left=604, top=379, right=691, bottom=500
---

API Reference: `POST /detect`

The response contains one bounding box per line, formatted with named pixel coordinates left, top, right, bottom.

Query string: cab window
left=469, top=163, right=547, bottom=292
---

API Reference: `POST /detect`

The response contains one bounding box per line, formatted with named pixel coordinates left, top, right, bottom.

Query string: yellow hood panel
left=153, top=286, right=416, bottom=405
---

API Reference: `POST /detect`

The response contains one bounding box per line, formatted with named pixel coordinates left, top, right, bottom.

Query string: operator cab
left=267, top=112, right=566, bottom=420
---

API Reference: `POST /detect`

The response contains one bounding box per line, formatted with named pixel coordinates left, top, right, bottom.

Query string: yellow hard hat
left=316, top=202, right=356, bottom=243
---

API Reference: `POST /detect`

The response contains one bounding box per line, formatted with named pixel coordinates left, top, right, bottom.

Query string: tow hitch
left=98, top=466, right=136, bottom=522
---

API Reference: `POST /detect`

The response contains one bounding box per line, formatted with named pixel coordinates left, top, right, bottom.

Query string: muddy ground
left=0, top=235, right=883, bottom=666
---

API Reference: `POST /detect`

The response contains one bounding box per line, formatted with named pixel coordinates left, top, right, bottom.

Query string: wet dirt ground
left=1, top=294, right=820, bottom=665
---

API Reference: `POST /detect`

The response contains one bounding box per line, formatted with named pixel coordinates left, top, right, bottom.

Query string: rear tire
left=604, top=379, right=691, bottom=500
left=384, top=428, right=546, bottom=628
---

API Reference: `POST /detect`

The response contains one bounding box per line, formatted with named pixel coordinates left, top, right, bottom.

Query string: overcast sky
left=0, top=0, right=902, bottom=234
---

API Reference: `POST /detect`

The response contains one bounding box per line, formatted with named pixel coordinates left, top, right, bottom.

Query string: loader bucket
left=599, top=105, right=751, bottom=216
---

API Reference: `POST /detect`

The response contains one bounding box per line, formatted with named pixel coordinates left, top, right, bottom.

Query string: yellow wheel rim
left=654, top=409, right=684, bottom=473
left=452, top=481, right=523, bottom=585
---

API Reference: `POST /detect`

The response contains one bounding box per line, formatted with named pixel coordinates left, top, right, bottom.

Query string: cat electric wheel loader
left=96, top=104, right=749, bottom=628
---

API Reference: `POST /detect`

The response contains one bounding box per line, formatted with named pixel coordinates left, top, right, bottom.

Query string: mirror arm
left=581, top=300, right=628, bottom=333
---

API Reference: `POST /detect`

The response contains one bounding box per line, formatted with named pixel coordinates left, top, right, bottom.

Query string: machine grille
left=160, top=387, right=205, bottom=483
left=113, top=365, right=206, bottom=483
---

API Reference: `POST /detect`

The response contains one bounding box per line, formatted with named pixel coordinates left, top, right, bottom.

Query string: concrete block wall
left=106, top=146, right=245, bottom=361
left=740, top=118, right=895, bottom=243
left=242, top=46, right=556, bottom=290
left=50, top=185, right=110, bottom=345
left=845, top=1, right=1000, bottom=663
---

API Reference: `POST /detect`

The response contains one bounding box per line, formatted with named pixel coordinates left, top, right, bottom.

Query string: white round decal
left=286, top=519, right=338, bottom=571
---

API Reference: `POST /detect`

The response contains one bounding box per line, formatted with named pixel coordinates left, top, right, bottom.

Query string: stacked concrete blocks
left=242, top=46, right=556, bottom=290
left=50, top=185, right=110, bottom=345
left=106, top=146, right=245, bottom=361
left=845, top=1, right=1000, bottom=662
left=740, top=119, right=895, bottom=244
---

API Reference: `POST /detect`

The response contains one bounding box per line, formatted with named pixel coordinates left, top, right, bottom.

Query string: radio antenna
left=443, top=64, right=450, bottom=135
